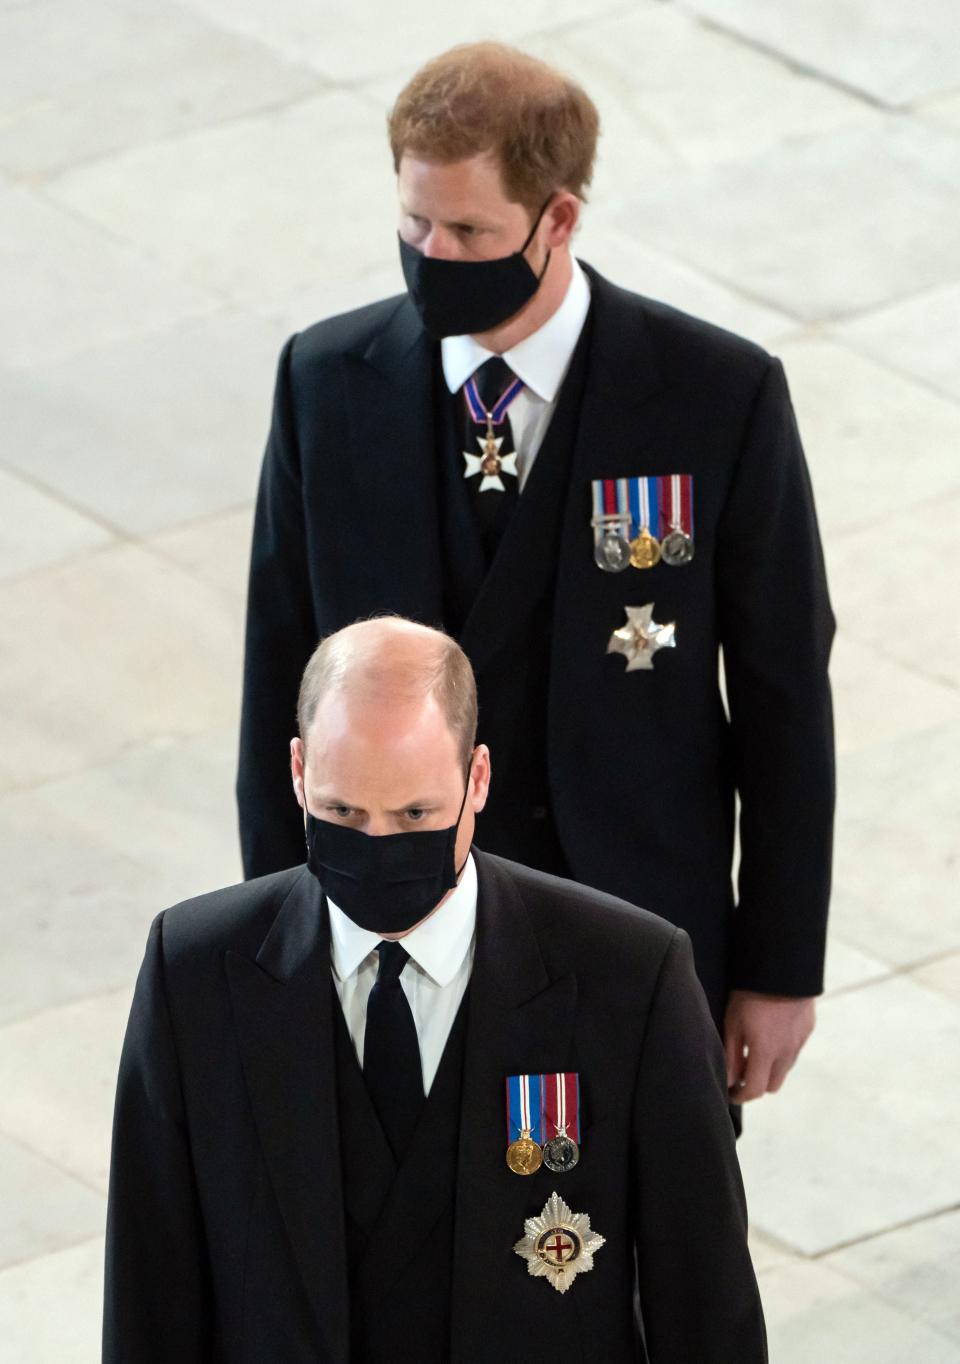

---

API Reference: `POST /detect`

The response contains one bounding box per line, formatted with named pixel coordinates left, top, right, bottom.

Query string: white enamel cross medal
left=607, top=603, right=676, bottom=671
left=463, top=418, right=519, bottom=493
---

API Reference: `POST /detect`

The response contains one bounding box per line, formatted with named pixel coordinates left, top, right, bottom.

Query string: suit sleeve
left=103, top=915, right=213, bottom=1363
left=237, top=335, right=318, bottom=879
left=716, top=356, right=835, bottom=996
left=633, top=930, right=767, bottom=1363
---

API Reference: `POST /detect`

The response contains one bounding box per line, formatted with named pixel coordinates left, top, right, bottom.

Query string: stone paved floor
left=1, top=2, right=958, bottom=1359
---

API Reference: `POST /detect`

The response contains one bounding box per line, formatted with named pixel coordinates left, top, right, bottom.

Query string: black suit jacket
left=104, top=852, right=766, bottom=1363
left=238, top=264, right=835, bottom=1016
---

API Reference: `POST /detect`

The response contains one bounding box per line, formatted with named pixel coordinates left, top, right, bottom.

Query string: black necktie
left=463, top=356, right=522, bottom=562
left=363, top=941, right=424, bottom=1161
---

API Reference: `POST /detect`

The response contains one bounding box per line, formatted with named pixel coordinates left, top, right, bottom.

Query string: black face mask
left=398, top=199, right=552, bottom=339
left=305, top=782, right=470, bottom=935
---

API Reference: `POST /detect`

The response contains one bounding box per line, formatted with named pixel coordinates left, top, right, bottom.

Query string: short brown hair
left=388, top=43, right=599, bottom=214
left=297, top=617, right=478, bottom=771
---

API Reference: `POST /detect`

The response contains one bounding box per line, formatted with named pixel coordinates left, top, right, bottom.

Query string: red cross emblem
left=537, top=1228, right=580, bottom=1266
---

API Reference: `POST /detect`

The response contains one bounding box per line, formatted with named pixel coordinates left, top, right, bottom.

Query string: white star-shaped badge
left=463, top=435, right=519, bottom=492
left=607, top=603, right=676, bottom=671
left=514, top=1191, right=605, bottom=1295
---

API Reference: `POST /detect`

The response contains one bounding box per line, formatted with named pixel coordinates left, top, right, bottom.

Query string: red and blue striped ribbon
left=627, top=476, right=659, bottom=535
left=464, top=372, right=525, bottom=425
left=592, top=475, right=693, bottom=538
left=505, top=1073, right=544, bottom=1143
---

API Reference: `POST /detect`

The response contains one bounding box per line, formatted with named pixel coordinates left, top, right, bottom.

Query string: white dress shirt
left=441, top=257, right=592, bottom=489
left=327, top=853, right=477, bottom=1094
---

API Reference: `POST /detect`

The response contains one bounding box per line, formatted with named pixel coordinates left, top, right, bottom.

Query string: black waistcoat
left=436, top=323, right=593, bottom=876
left=333, top=986, right=469, bottom=1363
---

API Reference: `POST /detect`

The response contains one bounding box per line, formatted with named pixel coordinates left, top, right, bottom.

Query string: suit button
left=531, top=805, right=548, bottom=821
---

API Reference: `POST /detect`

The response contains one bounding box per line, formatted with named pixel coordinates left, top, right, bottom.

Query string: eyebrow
left=316, top=794, right=441, bottom=812
left=401, top=205, right=494, bottom=232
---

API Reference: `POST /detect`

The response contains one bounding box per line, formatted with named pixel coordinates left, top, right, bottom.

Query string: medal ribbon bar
left=464, top=373, right=525, bottom=425
left=657, top=473, right=694, bottom=538
left=628, top=476, right=659, bottom=537
left=506, top=1073, right=544, bottom=1144
left=590, top=478, right=631, bottom=525
left=543, top=1072, right=580, bottom=1144
left=591, top=475, right=694, bottom=540
left=590, top=474, right=694, bottom=576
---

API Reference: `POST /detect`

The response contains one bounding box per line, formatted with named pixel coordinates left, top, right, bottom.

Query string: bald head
left=297, top=617, right=478, bottom=770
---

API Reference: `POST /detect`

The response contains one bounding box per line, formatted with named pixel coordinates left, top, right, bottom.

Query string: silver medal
left=591, top=512, right=632, bottom=574
left=542, top=1133, right=580, bottom=1174
left=660, top=528, right=694, bottom=567
left=594, top=529, right=632, bottom=573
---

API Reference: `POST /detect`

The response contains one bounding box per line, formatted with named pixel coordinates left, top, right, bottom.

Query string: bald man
left=105, top=619, right=766, bottom=1364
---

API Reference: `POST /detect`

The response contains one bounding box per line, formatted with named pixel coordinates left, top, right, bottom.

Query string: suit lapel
left=565, top=263, right=672, bottom=485
left=340, top=296, right=446, bottom=626
left=437, top=373, right=487, bottom=632
left=226, top=870, right=349, bottom=1364
left=450, top=854, right=579, bottom=1357
left=546, top=270, right=682, bottom=802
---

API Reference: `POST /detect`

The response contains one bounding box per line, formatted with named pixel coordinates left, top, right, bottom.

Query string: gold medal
left=629, top=527, right=661, bottom=570
left=506, top=1128, right=543, bottom=1176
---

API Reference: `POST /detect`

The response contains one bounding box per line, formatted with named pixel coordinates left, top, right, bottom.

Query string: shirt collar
left=327, top=852, right=477, bottom=988
left=441, top=256, right=591, bottom=402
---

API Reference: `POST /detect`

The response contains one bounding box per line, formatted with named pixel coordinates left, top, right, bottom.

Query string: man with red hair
left=238, top=43, right=834, bottom=1118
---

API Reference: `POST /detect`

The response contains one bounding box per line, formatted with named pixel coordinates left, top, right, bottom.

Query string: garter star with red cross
left=513, top=1191, right=605, bottom=1294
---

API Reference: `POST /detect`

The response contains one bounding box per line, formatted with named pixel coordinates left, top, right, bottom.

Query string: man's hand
left=724, top=991, right=816, bottom=1103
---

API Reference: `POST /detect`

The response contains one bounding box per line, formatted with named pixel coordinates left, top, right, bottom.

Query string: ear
left=290, top=737, right=306, bottom=811
left=544, top=192, right=580, bottom=249
left=469, top=744, right=492, bottom=814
